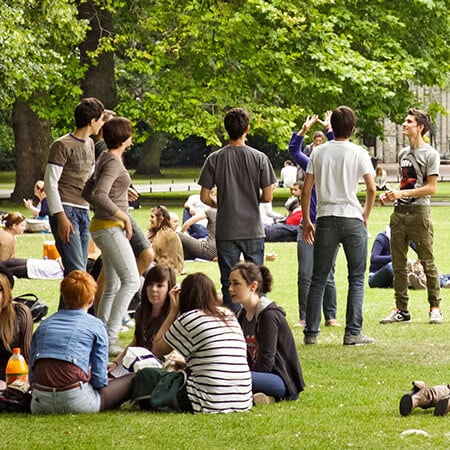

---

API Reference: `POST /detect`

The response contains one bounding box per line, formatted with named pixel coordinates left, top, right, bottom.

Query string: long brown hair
left=147, top=205, right=172, bottom=240
left=0, top=273, right=16, bottom=352
left=135, top=265, right=176, bottom=348
left=179, top=273, right=228, bottom=322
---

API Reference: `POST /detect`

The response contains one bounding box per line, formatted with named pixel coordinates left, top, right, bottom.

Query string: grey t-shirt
left=397, top=144, right=440, bottom=206
left=198, top=145, right=277, bottom=240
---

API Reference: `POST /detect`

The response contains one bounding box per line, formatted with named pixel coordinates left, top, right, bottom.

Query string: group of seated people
left=0, top=259, right=304, bottom=414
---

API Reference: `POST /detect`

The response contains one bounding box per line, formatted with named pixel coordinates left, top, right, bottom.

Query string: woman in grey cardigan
left=83, top=117, right=140, bottom=357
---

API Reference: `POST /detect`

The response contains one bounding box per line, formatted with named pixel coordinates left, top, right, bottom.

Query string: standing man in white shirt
left=301, top=106, right=376, bottom=345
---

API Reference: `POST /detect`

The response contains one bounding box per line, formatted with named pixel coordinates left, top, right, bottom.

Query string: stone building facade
left=374, top=87, right=450, bottom=163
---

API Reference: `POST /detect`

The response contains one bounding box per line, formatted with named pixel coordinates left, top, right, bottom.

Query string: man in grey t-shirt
left=380, top=108, right=442, bottom=324
left=198, top=108, right=277, bottom=311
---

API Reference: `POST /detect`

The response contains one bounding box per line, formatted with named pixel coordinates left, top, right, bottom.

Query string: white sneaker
left=429, top=309, right=443, bottom=324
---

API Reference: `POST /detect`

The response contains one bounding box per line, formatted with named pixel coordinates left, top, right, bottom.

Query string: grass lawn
left=2, top=202, right=450, bottom=449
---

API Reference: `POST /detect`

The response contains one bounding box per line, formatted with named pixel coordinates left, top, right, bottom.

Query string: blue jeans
left=50, top=205, right=90, bottom=310
left=49, top=206, right=90, bottom=275
left=304, top=217, right=368, bottom=337
left=251, top=371, right=286, bottom=399
left=91, top=226, right=140, bottom=342
left=297, top=225, right=337, bottom=321
left=368, top=263, right=393, bottom=288
left=182, top=208, right=208, bottom=239
left=216, top=238, right=265, bottom=311
left=31, top=382, right=100, bottom=414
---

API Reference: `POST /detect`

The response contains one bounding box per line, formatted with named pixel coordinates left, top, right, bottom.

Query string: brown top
left=0, top=229, right=15, bottom=260
left=83, top=151, right=130, bottom=220
left=32, top=359, right=89, bottom=387
left=148, top=227, right=184, bottom=275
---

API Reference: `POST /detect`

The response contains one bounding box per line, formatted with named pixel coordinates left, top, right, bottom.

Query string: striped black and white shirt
left=164, top=308, right=252, bottom=414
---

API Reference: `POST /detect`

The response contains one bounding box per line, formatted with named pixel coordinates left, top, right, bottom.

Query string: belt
left=33, top=381, right=83, bottom=392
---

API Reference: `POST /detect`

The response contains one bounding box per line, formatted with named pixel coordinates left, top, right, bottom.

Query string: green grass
left=3, top=203, right=450, bottom=449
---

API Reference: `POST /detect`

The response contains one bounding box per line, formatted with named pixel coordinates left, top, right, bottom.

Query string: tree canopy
left=1, top=0, right=449, bottom=192
left=113, top=0, right=450, bottom=147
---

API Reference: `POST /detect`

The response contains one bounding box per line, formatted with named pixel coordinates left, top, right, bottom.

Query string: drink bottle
left=5, top=348, right=29, bottom=385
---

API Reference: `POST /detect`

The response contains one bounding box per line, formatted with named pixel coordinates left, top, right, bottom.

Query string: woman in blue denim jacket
left=30, top=270, right=134, bottom=414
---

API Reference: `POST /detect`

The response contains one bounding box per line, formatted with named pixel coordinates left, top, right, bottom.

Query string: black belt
left=33, top=382, right=83, bottom=392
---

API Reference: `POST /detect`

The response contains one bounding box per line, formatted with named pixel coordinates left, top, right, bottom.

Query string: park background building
left=375, top=86, right=450, bottom=163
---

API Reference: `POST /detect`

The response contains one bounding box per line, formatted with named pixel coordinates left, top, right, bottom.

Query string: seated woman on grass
left=30, top=270, right=135, bottom=415
left=150, top=272, right=253, bottom=414
left=147, top=205, right=184, bottom=275
left=229, top=262, right=305, bottom=404
left=0, top=266, right=33, bottom=391
left=109, top=264, right=177, bottom=372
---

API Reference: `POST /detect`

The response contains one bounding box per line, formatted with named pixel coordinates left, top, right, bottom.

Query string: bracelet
left=112, top=361, right=118, bottom=367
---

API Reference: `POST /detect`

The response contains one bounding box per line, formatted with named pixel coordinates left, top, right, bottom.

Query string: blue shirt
left=30, top=309, right=108, bottom=389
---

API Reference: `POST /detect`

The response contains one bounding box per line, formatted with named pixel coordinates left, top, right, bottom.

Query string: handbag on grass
left=13, top=294, right=48, bottom=322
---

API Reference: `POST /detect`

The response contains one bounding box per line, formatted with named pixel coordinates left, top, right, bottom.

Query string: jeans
left=304, top=217, right=368, bottom=337
left=390, top=205, right=441, bottom=310
left=31, top=382, right=100, bottom=414
left=216, top=238, right=265, bottom=311
left=251, top=371, right=286, bottom=399
left=297, top=225, right=337, bottom=321
left=91, top=226, right=140, bottom=342
left=50, top=205, right=90, bottom=310
left=182, top=208, right=208, bottom=239
left=368, top=263, right=393, bottom=288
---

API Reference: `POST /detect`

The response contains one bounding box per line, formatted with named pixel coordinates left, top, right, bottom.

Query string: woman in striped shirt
left=153, top=272, right=252, bottom=414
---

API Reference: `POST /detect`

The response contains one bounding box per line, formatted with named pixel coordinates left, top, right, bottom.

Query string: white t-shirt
left=280, top=165, right=298, bottom=187
left=164, top=309, right=252, bottom=414
left=306, top=140, right=375, bottom=220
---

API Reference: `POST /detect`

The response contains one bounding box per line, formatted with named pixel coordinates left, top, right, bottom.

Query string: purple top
left=288, top=129, right=334, bottom=223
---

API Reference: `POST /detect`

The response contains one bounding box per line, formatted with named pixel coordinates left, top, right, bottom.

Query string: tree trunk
left=135, top=132, right=169, bottom=176
left=11, top=100, right=52, bottom=203
left=77, top=1, right=116, bottom=108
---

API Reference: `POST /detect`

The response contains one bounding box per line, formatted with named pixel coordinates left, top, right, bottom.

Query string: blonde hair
left=0, top=273, right=15, bottom=352
left=61, top=270, right=97, bottom=310
left=34, top=180, right=45, bottom=191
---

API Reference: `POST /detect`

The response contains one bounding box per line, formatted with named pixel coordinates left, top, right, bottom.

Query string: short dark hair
left=330, top=106, right=356, bottom=139
left=74, top=97, right=105, bottom=128
left=408, top=108, right=431, bottom=136
left=102, top=117, right=132, bottom=150
left=224, top=108, right=249, bottom=140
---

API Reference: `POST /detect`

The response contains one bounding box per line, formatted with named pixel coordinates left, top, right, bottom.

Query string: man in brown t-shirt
left=44, top=98, right=105, bottom=309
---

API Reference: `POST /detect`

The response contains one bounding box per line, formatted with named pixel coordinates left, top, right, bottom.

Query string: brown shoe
left=325, top=319, right=340, bottom=327
left=253, top=393, right=275, bottom=405
left=400, top=381, right=450, bottom=416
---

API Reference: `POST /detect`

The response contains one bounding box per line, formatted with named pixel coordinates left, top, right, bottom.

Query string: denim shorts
left=130, top=215, right=150, bottom=258
left=31, top=382, right=101, bottom=415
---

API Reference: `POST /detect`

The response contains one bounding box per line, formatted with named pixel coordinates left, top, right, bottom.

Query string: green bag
left=131, top=368, right=186, bottom=411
